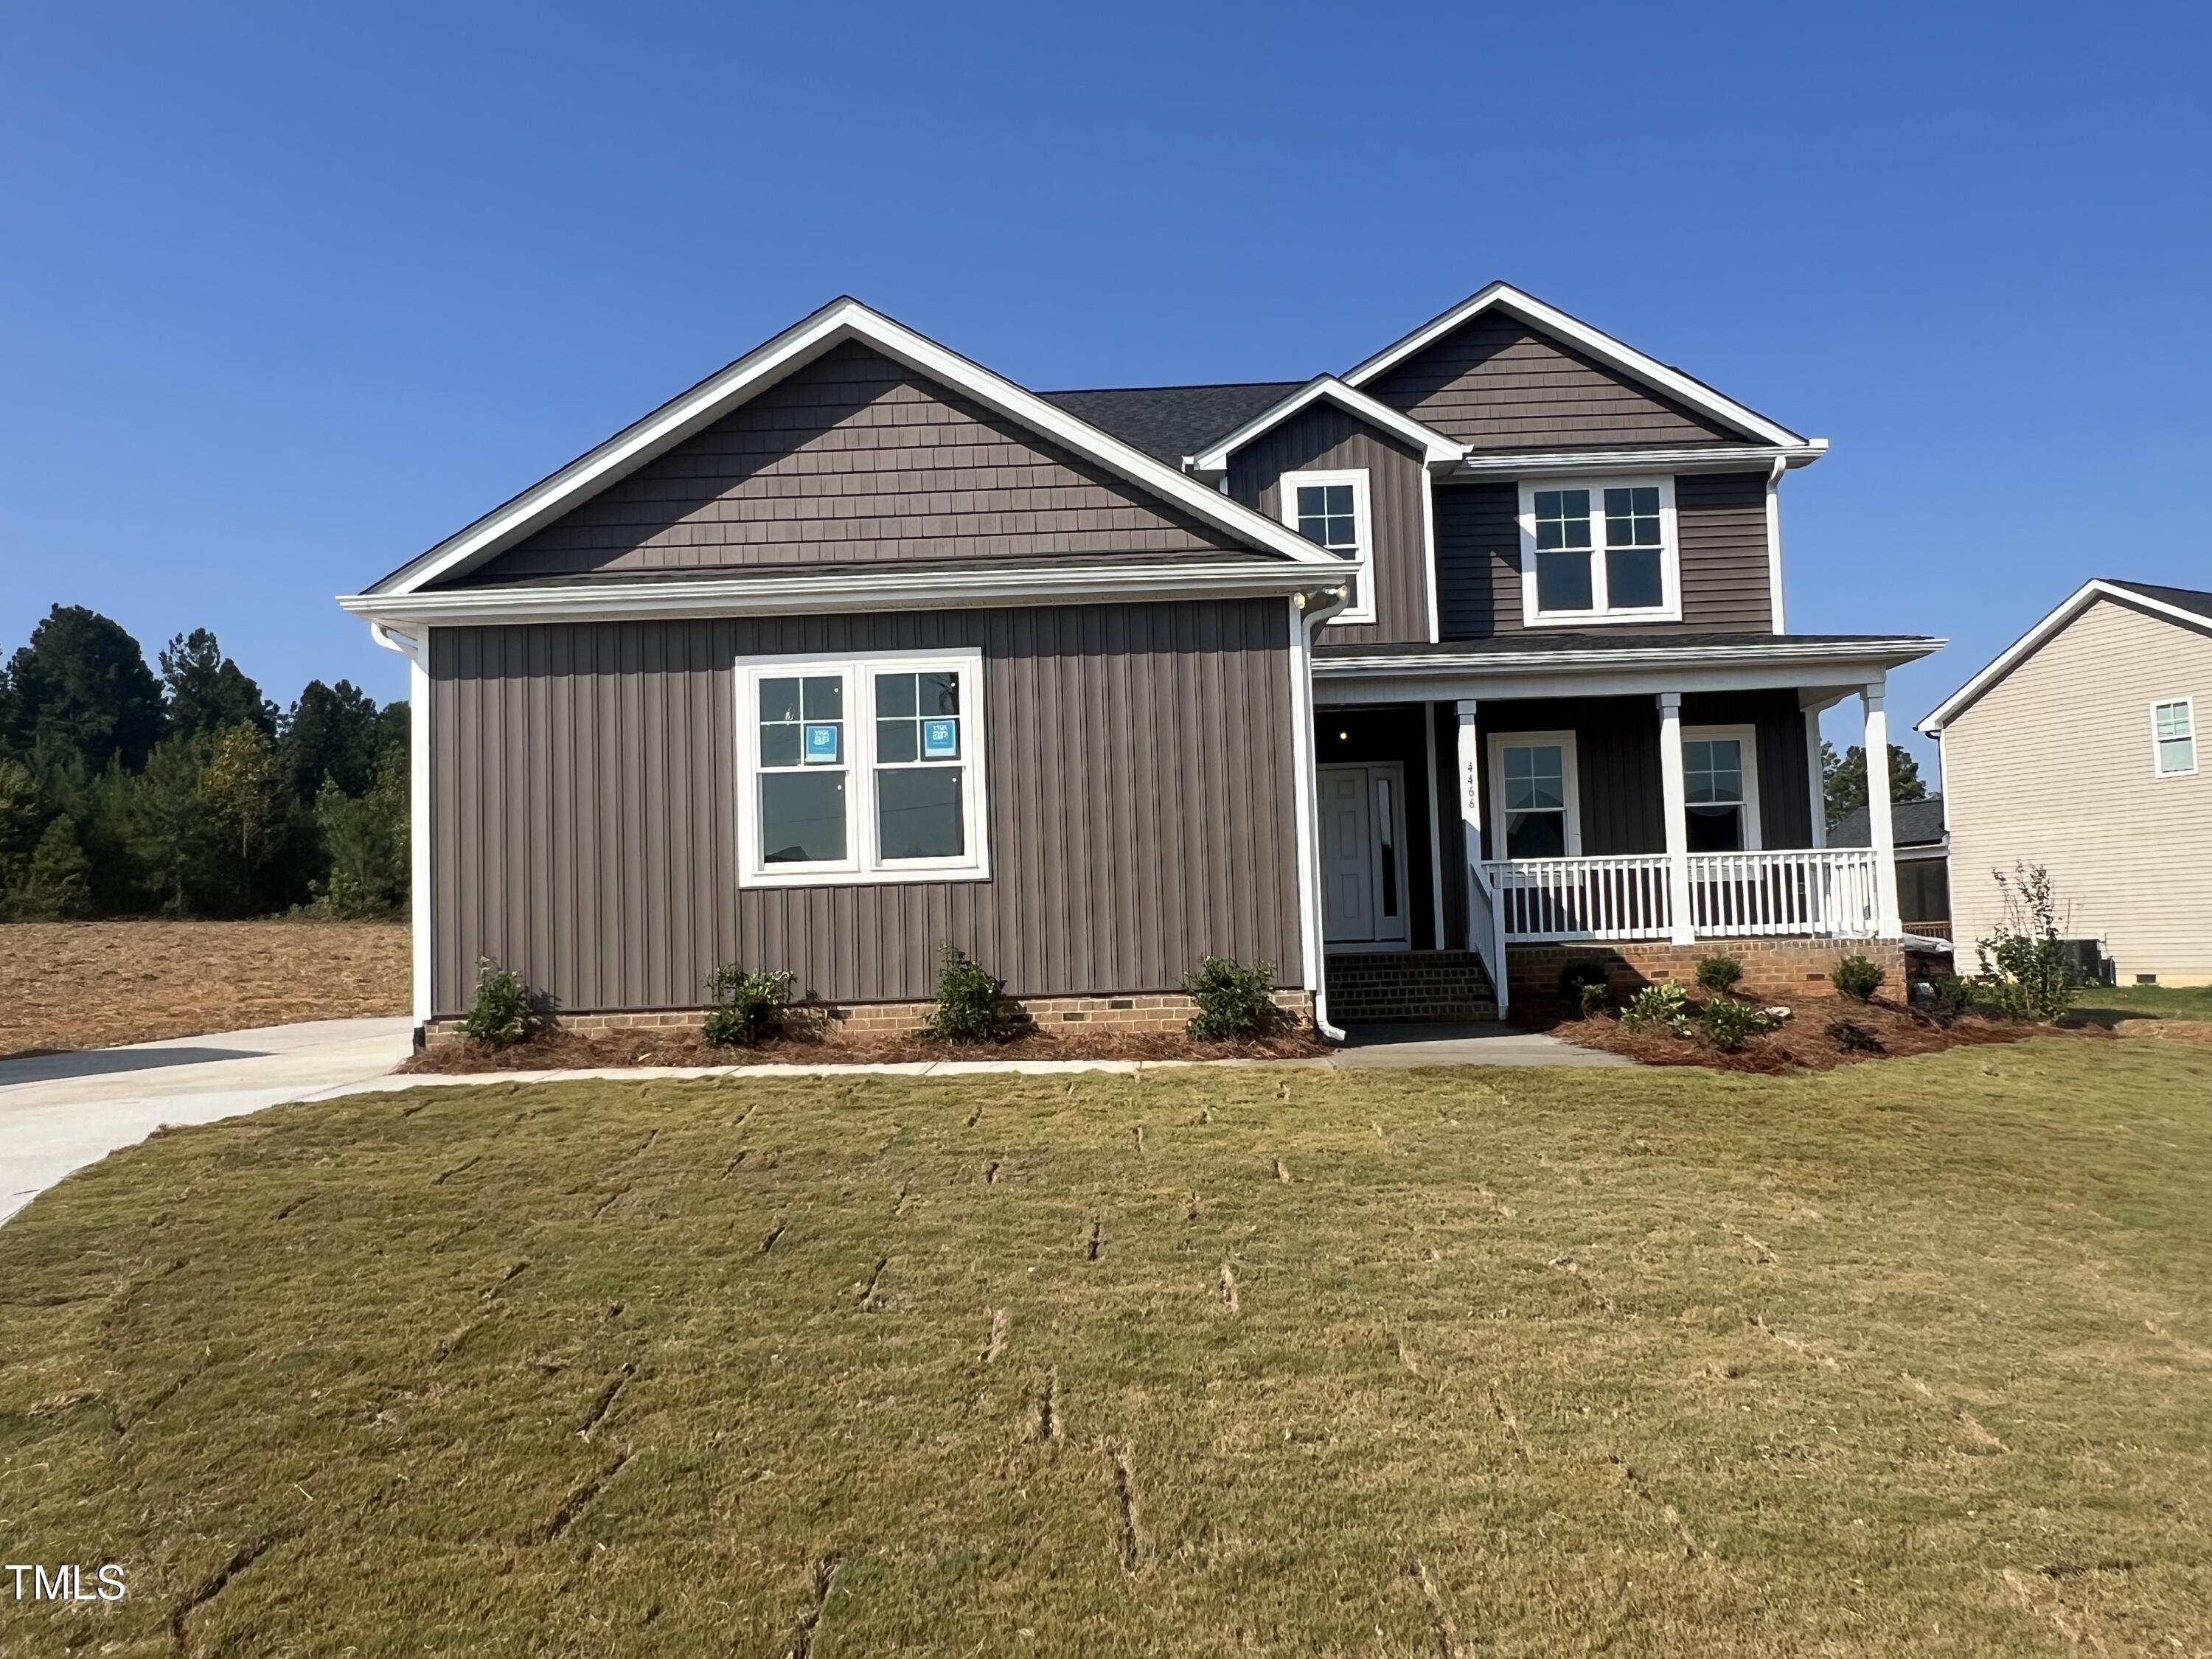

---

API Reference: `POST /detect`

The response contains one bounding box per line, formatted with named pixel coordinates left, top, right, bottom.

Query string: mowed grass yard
left=4, top=1041, right=2210, bottom=1657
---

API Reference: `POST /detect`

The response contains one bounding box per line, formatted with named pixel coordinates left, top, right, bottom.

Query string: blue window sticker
left=922, top=718, right=959, bottom=759
left=803, top=723, right=841, bottom=765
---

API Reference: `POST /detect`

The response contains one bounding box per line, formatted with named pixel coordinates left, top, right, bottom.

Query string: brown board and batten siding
left=1433, top=473, right=1772, bottom=638
left=1364, top=313, right=1739, bottom=451
left=426, top=599, right=1302, bottom=1017
left=452, top=339, right=1246, bottom=585
left=1222, top=403, right=1430, bottom=647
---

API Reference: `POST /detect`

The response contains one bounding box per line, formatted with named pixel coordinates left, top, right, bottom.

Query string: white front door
left=1318, top=763, right=1410, bottom=947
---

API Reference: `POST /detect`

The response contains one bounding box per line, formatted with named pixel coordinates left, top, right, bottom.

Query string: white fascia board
left=1453, top=441, right=1826, bottom=479
left=1187, top=376, right=1464, bottom=474
left=1919, top=579, right=2212, bottom=734
left=1340, top=282, right=1808, bottom=449
left=1315, top=637, right=1941, bottom=678
left=341, top=560, right=1342, bottom=627
left=373, top=300, right=1341, bottom=597
left=1316, top=655, right=1940, bottom=707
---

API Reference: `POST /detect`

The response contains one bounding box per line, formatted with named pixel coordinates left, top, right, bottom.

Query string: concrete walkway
left=0, top=1016, right=1620, bottom=1226
left=0, top=1017, right=414, bottom=1225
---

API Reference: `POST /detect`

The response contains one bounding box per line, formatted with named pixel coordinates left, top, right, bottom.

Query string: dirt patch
left=1548, top=995, right=2079, bottom=1071
left=0, top=919, right=408, bottom=1057
left=400, top=1021, right=1328, bottom=1074
left=2111, top=1018, right=2212, bottom=1048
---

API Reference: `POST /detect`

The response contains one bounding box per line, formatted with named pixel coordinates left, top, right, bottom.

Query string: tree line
left=0, top=605, right=407, bottom=920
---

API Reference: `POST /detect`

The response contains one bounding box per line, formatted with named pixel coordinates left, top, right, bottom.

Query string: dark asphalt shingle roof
left=1829, top=797, right=1947, bottom=849
left=1042, top=382, right=1305, bottom=465
left=2104, top=578, right=2212, bottom=624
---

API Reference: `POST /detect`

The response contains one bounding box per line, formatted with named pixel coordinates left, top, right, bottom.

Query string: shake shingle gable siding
left=453, top=341, right=1248, bottom=586
left=1365, top=313, right=1739, bottom=451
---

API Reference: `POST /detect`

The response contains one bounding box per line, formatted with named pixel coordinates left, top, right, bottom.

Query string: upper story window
left=738, top=648, right=990, bottom=886
left=1280, top=469, right=1375, bottom=625
left=2152, top=698, right=2197, bottom=778
left=1517, top=477, right=1680, bottom=626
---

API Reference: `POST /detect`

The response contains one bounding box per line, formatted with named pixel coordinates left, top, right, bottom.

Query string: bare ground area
left=0, top=920, right=408, bottom=1057
left=2, top=1040, right=2208, bottom=1655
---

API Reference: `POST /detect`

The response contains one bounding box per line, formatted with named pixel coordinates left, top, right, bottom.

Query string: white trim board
left=1920, top=578, right=2212, bottom=733
left=1186, top=375, right=1463, bottom=475
left=1340, top=282, right=1812, bottom=451
left=342, top=560, right=1341, bottom=628
left=1453, top=442, right=1826, bottom=479
left=361, top=297, right=1343, bottom=599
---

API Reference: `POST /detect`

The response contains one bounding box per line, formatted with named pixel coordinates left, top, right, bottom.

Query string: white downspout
left=370, top=621, right=433, bottom=1032
left=1287, top=587, right=1352, bottom=1041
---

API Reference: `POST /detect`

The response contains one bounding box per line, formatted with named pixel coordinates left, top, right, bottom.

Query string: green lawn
left=4, top=1041, right=2210, bottom=1656
left=2069, top=982, right=2212, bottom=1022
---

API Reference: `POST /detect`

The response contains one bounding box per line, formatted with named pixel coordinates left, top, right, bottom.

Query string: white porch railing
left=1687, top=848, right=1881, bottom=938
left=1484, top=854, right=1674, bottom=942
left=1465, top=858, right=1511, bottom=1019
left=1478, top=848, right=1882, bottom=942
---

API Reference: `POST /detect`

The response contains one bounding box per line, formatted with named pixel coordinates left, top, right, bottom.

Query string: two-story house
left=343, top=285, right=1940, bottom=1040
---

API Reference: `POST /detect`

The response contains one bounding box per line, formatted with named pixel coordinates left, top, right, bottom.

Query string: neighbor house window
left=1486, top=732, right=1581, bottom=860
left=1280, top=469, right=1375, bottom=625
left=1518, top=478, right=1679, bottom=625
left=1680, top=727, right=1762, bottom=852
left=739, top=650, right=990, bottom=886
left=2152, top=698, right=2197, bottom=777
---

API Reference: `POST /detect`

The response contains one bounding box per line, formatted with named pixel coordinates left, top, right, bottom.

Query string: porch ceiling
left=1312, top=631, right=1941, bottom=704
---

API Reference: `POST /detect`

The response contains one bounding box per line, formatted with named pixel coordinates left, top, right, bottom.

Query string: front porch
left=1307, top=636, right=1935, bottom=1022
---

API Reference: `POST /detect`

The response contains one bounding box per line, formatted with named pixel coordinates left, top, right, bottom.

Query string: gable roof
left=1919, top=577, right=2212, bottom=734
left=1829, top=796, right=1947, bottom=850
left=358, top=300, right=1343, bottom=599
left=1040, top=382, right=1303, bottom=466
left=1186, top=376, right=1464, bottom=475
left=1341, top=282, right=1813, bottom=453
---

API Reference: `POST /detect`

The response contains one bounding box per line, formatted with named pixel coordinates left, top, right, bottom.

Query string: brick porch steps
left=1325, top=950, right=1498, bottom=1024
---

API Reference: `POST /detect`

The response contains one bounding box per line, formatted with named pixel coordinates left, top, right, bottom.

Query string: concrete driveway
left=0, top=1017, right=413, bottom=1226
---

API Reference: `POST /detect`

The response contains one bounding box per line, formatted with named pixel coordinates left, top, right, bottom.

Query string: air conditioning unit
left=2056, top=938, right=2114, bottom=986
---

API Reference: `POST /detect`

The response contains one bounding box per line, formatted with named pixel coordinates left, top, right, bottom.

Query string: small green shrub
left=926, top=945, right=1012, bottom=1043
left=1620, top=982, right=1691, bottom=1036
left=1576, top=979, right=1613, bottom=1020
left=1927, top=973, right=1975, bottom=1023
left=1558, top=959, right=1611, bottom=1006
left=1184, top=955, right=1281, bottom=1040
left=461, top=958, right=540, bottom=1046
left=1696, top=995, right=1776, bottom=1051
left=1832, top=953, right=1885, bottom=1002
left=701, top=963, right=795, bottom=1048
left=1974, top=863, right=2079, bottom=1023
left=1695, top=953, right=1744, bottom=995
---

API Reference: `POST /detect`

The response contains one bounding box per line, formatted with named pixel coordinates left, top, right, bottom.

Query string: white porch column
left=1455, top=700, right=1482, bottom=950
left=1658, top=691, right=1695, bottom=945
left=1862, top=681, right=1902, bottom=936
left=1802, top=703, right=1827, bottom=849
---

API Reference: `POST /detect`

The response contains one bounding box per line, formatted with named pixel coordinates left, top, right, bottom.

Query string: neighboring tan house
left=1920, top=579, right=2211, bottom=984
left=1830, top=797, right=1949, bottom=939
left=340, top=285, right=1941, bottom=1040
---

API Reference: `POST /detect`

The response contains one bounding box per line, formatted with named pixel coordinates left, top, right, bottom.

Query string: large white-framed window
left=1517, top=477, right=1680, bottom=625
left=2152, top=698, right=2197, bottom=778
left=1486, top=731, right=1582, bottom=860
left=1279, top=468, right=1375, bottom=625
left=736, top=647, right=990, bottom=887
left=1680, top=724, right=1762, bottom=852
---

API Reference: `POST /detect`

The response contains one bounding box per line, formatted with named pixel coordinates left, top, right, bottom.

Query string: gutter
left=1287, top=584, right=1353, bottom=1043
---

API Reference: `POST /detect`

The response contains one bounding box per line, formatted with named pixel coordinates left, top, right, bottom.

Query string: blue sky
left=3, top=1, right=2205, bottom=764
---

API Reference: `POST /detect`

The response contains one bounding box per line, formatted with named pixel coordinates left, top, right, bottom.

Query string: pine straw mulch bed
left=400, top=1019, right=1329, bottom=1074
left=1545, top=993, right=2097, bottom=1073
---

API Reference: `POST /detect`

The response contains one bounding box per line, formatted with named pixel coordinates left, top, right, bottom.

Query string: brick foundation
left=1325, top=950, right=1498, bottom=1023
left=422, top=988, right=1315, bottom=1047
left=1507, top=939, right=1910, bottom=1014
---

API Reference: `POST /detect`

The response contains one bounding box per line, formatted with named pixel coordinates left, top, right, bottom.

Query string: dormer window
left=1517, top=477, right=1680, bottom=625
left=1280, top=469, right=1375, bottom=625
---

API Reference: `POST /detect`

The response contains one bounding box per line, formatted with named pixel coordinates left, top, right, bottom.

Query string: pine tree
left=22, top=814, right=94, bottom=919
